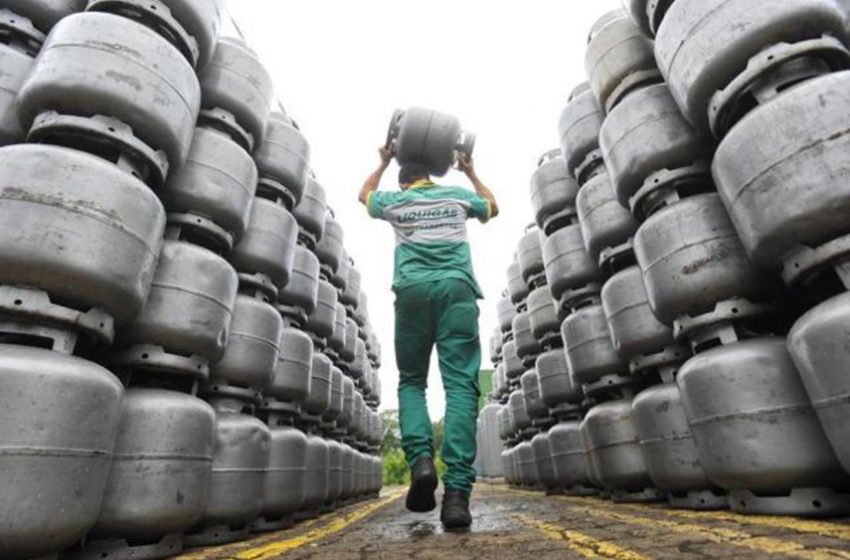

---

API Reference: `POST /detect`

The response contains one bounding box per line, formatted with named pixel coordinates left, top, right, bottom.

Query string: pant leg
left=395, top=283, right=436, bottom=467
left=434, top=279, right=481, bottom=493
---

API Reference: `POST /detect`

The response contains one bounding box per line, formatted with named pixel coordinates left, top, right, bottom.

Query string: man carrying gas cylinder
left=358, top=117, right=498, bottom=530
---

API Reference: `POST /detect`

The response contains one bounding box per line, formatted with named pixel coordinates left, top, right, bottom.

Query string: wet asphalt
left=175, top=483, right=850, bottom=560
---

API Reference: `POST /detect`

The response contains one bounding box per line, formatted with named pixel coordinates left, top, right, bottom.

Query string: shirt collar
left=408, top=179, right=435, bottom=190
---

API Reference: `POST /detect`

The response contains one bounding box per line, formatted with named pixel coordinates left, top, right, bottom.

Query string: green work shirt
left=366, top=181, right=492, bottom=297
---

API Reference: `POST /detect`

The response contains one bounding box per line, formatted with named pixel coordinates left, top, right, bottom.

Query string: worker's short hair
left=399, top=162, right=431, bottom=186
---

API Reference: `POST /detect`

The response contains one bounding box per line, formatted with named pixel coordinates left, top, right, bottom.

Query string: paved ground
left=175, top=484, right=850, bottom=560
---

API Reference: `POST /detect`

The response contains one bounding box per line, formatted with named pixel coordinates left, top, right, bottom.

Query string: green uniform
left=368, top=180, right=491, bottom=493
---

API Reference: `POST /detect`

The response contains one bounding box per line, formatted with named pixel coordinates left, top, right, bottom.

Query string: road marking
left=558, top=500, right=850, bottom=560
left=607, top=499, right=850, bottom=543
left=176, top=491, right=404, bottom=560
left=516, top=513, right=649, bottom=560
left=487, top=485, right=850, bottom=546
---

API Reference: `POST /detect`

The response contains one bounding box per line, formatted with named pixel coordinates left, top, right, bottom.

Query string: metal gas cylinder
left=198, top=37, right=274, bottom=152
left=339, top=376, right=355, bottom=430
left=0, top=144, right=165, bottom=325
left=530, top=149, right=580, bottom=231
left=585, top=10, right=660, bottom=113
left=536, top=349, right=581, bottom=411
left=601, top=265, right=677, bottom=361
left=562, top=303, right=627, bottom=388
left=87, top=0, right=223, bottom=69
left=340, top=444, right=355, bottom=500
left=509, top=389, right=532, bottom=434
left=714, top=71, right=850, bottom=269
left=599, top=82, right=713, bottom=209
left=85, top=388, right=215, bottom=557
left=503, top=340, right=525, bottom=381
left=293, top=177, right=328, bottom=244
left=332, top=249, right=350, bottom=292
left=549, top=420, right=592, bottom=491
left=188, top=398, right=270, bottom=544
left=623, top=0, right=652, bottom=35
left=655, top=0, right=849, bottom=134
left=481, top=403, right=505, bottom=477
left=306, top=279, right=338, bottom=339
left=532, top=430, right=559, bottom=490
left=582, top=399, right=657, bottom=498
left=520, top=369, right=548, bottom=421
left=230, top=198, right=298, bottom=294
left=632, top=382, right=725, bottom=509
left=162, top=126, right=257, bottom=251
left=209, top=293, right=282, bottom=392
left=302, top=352, right=332, bottom=418
left=352, top=392, right=367, bottom=441
left=580, top=421, right=604, bottom=490
left=518, top=228, right=545, bottom=285
left=348, top=338, right=368, bottom=381
left=341, top=317, right=358, bottom=363
left=328, top=303, right=347, bottom=356
left=489, top=330, right=503, bottom=366
left=0, top=42, right=35, bottom=146
left=3, top=0, right=85, bottom=33
left=341, top=266, right=362, bottom=309
left=558, top=83, right=605, bottom=183
left=266, top=327, right=313, bottom=407
left=0, top=345, right=123, bottom=560
left=527, top=285, right=560, bottom=340
left=116, top=240, right=238, bottom=375
left=789, top=291, right=850, bottom=474
left=497, top=294, right=517, bottom=334
left=512, top=311, right=541, bottom=363
left=543, top=225, right=603, bottom=303
left=278, top=245, right=320, bottom=317
left=576, top=172, right=638, bottom=265
left=258, top=417, right=307, bottom=528
left=323, top=366, right=344, bottom=424
left=634, top=193, right=768, bottom=326
left=507, top=260, right=530, bottom=305
left=515, top=440, right=539, bottom=487
left=387, top=106, right=475, bottom=177
left=315, top=216, right=345, bottom=274
left=254, top=112, right=311, bottom=208
left=325, top=438, right=344, bottom=506
left=497, top=405, right=512, bottom=442
left=18, top=12, right=200, bottom=171
left=678, top=338, right=850, bottom=515
left=300, top=432, right=329, bottom=515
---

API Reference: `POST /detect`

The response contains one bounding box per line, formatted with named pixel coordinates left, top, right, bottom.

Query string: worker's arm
left=358, top=146, right=394, bottom=206
left=459, top=155, right=499, bottom=220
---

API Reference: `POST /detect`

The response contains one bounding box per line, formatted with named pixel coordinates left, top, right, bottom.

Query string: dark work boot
left=405, top=456, right=438, bottom=513
left=440, top=489, right=472, bottom=530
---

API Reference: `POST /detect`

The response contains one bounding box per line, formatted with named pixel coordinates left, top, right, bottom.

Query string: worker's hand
left=458, top=154, right=476, bottom=177
left=379, top=145, right=394, bottom=167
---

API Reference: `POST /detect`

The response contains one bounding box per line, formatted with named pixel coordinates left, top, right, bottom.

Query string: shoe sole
left=405, top=471, right=438, bottom=513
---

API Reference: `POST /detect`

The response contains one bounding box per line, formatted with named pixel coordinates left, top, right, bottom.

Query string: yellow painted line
left=516, top=513, right=649, bottom=560
left=177, top=490, right=404, bottom=560
left=606, top=499, right=850, bottom=543
left=489, top=484, right=850, bottom=544
left=558, top=500, right=850, bottom=560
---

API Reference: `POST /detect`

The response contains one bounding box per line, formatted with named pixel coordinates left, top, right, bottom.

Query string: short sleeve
left=450, top=188, right=492, bottom=222
left=367, top=191, right=404, bottom=220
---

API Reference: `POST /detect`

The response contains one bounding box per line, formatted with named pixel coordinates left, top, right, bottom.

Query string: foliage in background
left=380, top=409, right=447, bottom=485
left=478, top=369, right=494, bottom=410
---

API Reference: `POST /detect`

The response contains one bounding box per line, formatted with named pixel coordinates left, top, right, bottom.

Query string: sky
left=225, top=0, right=623, bottom=418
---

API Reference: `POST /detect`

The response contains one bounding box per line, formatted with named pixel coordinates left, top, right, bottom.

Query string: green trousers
left=395, top=278, right=481, bottom=494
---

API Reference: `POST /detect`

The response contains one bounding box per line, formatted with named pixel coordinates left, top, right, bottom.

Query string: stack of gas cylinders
left=482, top=0, right=850, bottom=519
left=0, top=2, right=383, bottom=559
